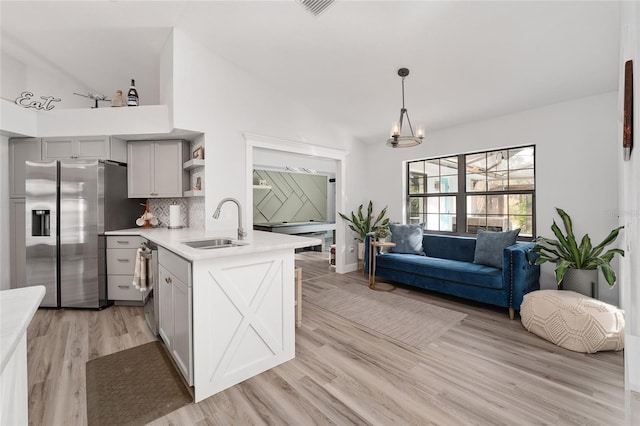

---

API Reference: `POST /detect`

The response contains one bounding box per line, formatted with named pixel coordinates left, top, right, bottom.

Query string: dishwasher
left=142, top=240, right=159, bottom=336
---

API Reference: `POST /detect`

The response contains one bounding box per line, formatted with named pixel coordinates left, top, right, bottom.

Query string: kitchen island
left=106, top=228, right=321, bottom=402
left=1, top=286, right=46, bottom=424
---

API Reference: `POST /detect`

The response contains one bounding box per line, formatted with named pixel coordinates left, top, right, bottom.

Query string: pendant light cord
left=400, top=76, right=415, bottom=136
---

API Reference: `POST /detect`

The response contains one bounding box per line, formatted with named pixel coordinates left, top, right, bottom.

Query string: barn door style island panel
left=191, top=247, right=294, bottom=400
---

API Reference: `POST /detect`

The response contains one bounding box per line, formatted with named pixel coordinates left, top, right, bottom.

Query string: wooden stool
left=294, top=267, right=302, bottom=328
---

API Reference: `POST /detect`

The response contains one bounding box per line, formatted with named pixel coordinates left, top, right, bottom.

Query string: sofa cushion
left=423, top=234, right=476, bottom=263
left=389, top=223, right=425, bottom=255
left=376, top=253, right=504, bottom=289
left=473, top=228, right=520, bottom=269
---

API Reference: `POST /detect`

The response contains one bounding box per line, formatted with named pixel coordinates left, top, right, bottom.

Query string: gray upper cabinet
left=9, top=138, right=42, bottom=198
left=127, top=141, right=154, bottom=197
left=127, top=140, right=190, bottom=198
left=41, top=136, right=126, bottom=161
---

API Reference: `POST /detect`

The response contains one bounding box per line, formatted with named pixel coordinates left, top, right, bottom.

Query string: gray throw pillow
left=389, top=223, right=425, bottom=255
left=473, top=228, right=520, bottom=269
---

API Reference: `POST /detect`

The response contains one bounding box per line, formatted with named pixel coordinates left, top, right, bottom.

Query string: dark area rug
left=86, top=341, right=192, bottom=426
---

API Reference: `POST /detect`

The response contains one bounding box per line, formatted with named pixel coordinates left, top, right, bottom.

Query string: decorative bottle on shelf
left=127, top=79, right=139, bottom=106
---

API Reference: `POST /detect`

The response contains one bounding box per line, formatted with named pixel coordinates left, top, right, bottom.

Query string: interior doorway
left=244, top=134, right=346, bottom=273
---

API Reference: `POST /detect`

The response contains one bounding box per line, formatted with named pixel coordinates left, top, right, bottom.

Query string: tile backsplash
left=148, top=198, right=189, bottom=227
left=146, top=197, right=206, bottom=229
left=188, top=197, right=205, bottom=229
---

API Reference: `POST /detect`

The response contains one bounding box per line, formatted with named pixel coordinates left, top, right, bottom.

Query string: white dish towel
left=132, top=247, right=153, bottom=292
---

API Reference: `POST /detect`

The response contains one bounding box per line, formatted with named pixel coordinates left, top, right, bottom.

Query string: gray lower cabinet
left=127, top=140, right=190, bottom=198
left=106, top=235, right=146, bottom=303
left=158, top=264, right=174, bottom=347
left=9, top=199, right=27, bottom=290
left=42, top=136, right=126, bottom=161
left=158, top=246, right=193, bottom=385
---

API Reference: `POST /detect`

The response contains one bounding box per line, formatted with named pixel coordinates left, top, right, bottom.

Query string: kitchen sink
left=182, top=238, right=247, bottom=250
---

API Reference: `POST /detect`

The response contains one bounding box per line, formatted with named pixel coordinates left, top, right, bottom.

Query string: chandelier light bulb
left=391, top=121, right=401, bottom=137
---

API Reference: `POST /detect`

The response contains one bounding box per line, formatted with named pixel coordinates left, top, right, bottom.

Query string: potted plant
left=339, top=201, right=389, bottom=260
left=530, top=207, right=624, bottom=297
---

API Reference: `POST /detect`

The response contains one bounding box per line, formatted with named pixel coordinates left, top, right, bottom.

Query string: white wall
left=253, top=148, right=337, bottom=175
left=364, top=92, right=620, bottom=306
left=1, top=52, right=26, bottom=99
left=0, top=136, right=10, bottom=290
left=1, top=51, right=95, bottom=110
left=620, top=0, right=640, bottom=398
left=158, top=29, right=174, bottom=127
left=170, top=29, right=367, bottom=268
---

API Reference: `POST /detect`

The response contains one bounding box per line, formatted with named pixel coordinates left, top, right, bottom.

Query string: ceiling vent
left=297, top=0, right=335, bottom=17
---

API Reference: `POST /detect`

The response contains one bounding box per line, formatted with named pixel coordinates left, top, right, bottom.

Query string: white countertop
left=105, top=228, right=323, bottom=261
left=0, top=286, right=45, bottom=374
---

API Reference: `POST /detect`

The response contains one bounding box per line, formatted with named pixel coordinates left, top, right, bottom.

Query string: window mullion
left=457, top=153, right=466, bottom=235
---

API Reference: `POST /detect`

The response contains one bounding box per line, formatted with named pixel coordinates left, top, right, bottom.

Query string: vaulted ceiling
left=0, top=1, right=621, bottom=144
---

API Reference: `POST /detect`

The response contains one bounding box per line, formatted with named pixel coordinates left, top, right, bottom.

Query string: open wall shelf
left=183, top=159, right=205, bottom=170
left=184, top=189, right=204, bottom=197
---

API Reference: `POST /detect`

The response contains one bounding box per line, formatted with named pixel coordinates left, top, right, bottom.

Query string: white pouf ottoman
left=520, top=290, right=624, bottom=353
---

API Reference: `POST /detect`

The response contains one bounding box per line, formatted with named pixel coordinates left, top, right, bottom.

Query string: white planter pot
left=357, top=242, right=365, bottom=260
left=560, top=268, right=598, bottom=299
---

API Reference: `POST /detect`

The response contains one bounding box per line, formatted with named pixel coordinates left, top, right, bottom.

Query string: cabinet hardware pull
left=117, top=285, right=129, bottom=289
left=165, top=277, right=172, bottom=284
left=117, top=259, right=130, bottom=262
left=116, top=240, right=130, bottom=244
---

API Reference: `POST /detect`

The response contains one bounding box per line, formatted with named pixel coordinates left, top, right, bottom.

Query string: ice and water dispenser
left=31, top=209, right=51, bottom=236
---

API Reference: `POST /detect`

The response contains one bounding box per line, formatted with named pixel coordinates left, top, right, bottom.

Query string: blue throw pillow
left=389, top=223, right=425, bottom=255
left=473, top=228, right=520, bottom=269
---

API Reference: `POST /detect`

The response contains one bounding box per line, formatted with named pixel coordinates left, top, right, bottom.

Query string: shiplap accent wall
left=253, top=169, right=327, bottom=223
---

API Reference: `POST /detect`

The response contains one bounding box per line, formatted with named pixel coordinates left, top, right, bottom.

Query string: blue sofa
left=364, top=234, right=540, bottom=319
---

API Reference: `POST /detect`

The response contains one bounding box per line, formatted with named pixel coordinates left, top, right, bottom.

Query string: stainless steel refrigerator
left=24, top=160, right=141, bottom=308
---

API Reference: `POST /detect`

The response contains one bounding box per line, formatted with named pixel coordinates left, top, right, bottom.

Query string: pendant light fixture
left=387, top=68, right=424, bottom=148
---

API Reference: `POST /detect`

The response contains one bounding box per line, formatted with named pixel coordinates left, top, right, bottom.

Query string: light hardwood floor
left=26, top=251, right=630, bottom=425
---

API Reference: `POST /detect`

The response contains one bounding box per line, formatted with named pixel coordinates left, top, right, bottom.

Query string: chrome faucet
left=212, top=197, right=247, bottom=240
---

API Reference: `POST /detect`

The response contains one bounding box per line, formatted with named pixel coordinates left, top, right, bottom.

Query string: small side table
left=369, top=240, right=396, bottom=292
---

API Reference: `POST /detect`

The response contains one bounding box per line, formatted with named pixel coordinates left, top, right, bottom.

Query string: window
left=407, top=146, right=535, bottom=238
